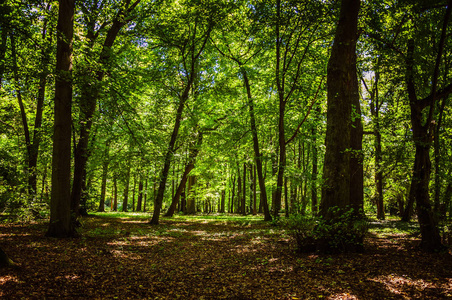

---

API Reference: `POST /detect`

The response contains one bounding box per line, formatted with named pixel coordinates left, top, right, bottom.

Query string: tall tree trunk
left=165, top=131, right=202, bottom=217
left=186, top=175, right=196, bottom=214
left=311, top=110, right=319, bottom=215
left=132, top=173, right=136, bottom=212
left=274, top=0, right=284, bottom=218
left=122, top=164, right=131, bottom=212
left=403, top=0, right=451, bottom=251
left=29, top=5, right=52, bottom=197
left=71, top=0, right=141, bottom=217
left=46, top=0, right=76, bottom=237
left=242, top=162, right=246, bottom=215
left=284, top=177, right=289, bottom=217
left=433, top=96, right=448, bottom=215
left=220, top=189, right=226, bottom=213
left=113, top=175, right=118, bottom=212
left=320, top=0, right=362, bottom=219
left=136, top=179, right=143, bottom=212
left=150, top=86, right=190, bottom=224
left=230, top=175, right=236, bottom=213
left=98, top=159, right=109, bottom=212
left=0, top=27, right=8, bottom=89
left=237, top=165, right=242, bottom=214
left=242, top=69, right=271, bottom=221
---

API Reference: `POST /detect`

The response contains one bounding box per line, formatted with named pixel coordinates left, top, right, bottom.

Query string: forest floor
left=0, top=213, right=451, bottom=300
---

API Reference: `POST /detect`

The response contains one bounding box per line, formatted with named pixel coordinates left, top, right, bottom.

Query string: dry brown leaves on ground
left=0, top=214, right=451, bottom=299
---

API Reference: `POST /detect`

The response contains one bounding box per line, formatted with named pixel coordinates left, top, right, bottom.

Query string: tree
left=403, top=1, right=452, bottom=251
left=149, top=0, right=225, bottom=224
left=71, top=0, right=142, bottom=217
left=320, top=0, right=363, bottom=218
left=46, top=0, right=76, bottom=238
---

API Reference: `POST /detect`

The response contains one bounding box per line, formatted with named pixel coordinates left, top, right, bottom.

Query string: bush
left=286, top=208, right=369, bottom=253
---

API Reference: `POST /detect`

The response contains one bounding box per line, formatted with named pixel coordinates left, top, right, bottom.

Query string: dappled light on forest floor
left=1, top=215, right=451, bottom=299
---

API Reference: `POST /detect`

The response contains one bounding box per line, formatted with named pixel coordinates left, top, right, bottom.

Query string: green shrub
left=286, top=208, right=369, bottom=253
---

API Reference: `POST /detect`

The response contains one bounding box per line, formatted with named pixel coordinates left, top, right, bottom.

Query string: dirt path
left=1, top=215, right=451, bottom=299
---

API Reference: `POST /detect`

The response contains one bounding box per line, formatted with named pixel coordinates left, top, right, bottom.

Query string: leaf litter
left=0, top=215, right=451, bottom=299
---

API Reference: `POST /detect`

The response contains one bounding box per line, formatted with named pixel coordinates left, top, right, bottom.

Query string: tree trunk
left=403, top=0, right=451, bottom=250
left=46, top=0, right=76, bottom=238
left=122, top=165, right=131, bottom=212
left=136, top=179, right=143, bottom=212
left=165, top=131, right=202, bottom=217
left=220, top=189, right=226, bottom=213
left=98, top=159, right=109, bottom=212
left=242, top=69, right=271, bottom=221
left=242, top=162, right=246, bottom=215
left=320, top=0, right=361, bottom=220
left=112, top=175, right=118, bottom=211
left=186, top=175, right=196, bottom=214
left=0, top=246, right=16, bottom=269
left=230, top=175, right=236, bottom=213
left=71, top=0, right=141, bottom=217
left=311, top=111, right=319, bottom=215
left=284, top=177, right=289, bottom=217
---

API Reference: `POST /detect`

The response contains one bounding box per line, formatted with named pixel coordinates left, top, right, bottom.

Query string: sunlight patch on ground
left=369, top=274, right=449, bottom=298
left=327, top=292, right=358, bottom=299
left=0, top=275, right=19, bottom=287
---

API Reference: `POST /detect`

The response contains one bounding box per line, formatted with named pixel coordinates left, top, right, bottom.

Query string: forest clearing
left=1, top=213, right=451, bottom=299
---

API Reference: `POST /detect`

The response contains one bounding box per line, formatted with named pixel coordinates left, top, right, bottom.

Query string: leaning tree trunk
left=150, top=94, right=188, bottom=224
left=165, top=132, right=202, bottom=217
left=46, top=0, right=76, bottom=238
left=242, top=69, right=272, bottom=221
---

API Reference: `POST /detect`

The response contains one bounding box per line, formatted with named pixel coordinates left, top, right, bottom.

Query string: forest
left=0, top=0, right=452, bottom=298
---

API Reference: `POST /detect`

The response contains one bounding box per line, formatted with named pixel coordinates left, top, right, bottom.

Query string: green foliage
left=286, top=208, right=369, bottom=253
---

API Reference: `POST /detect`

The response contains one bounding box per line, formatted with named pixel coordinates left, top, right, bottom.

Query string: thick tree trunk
left=411, top=144, right=443, bottom=251
left=320, top=0, right=361, bottom=220
left=350, top=89, right=364, bottom=215
left=46, top=0, right=76, bottom=238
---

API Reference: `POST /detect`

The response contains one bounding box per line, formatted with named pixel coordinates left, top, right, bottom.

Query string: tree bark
left=71, top=0, right=141, bottom=217
left=186, top=175, right=197, bottom=214
left=165, top=131, right=202, bottom=217
left=98, top=159, right=109, bottom=212
left=46, top=0, right=76, bottom=238
left=311, top=107, right=319, bottom=215
left=320, top=0, right=362, bottom=219
left=242, top=69, right=272, bottom=220
left=242, top=162, right=246, bottom=215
